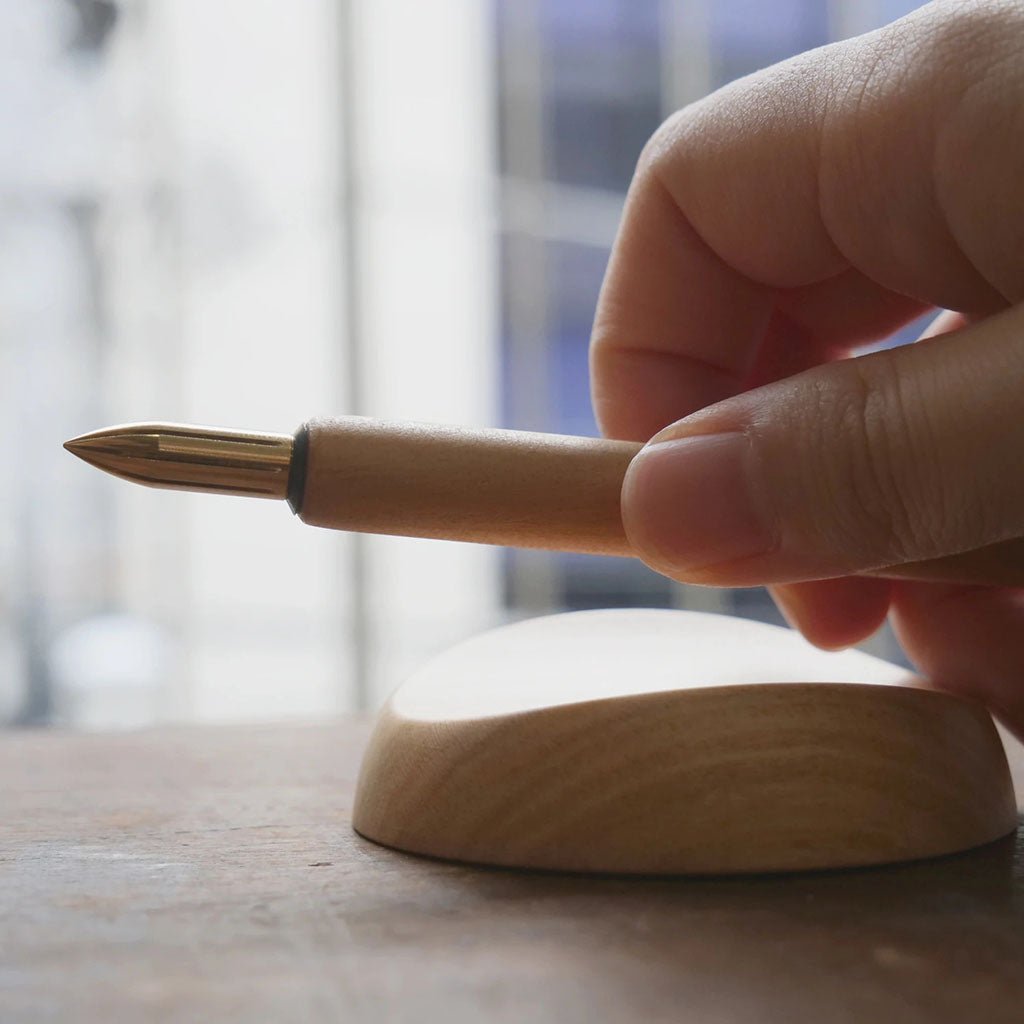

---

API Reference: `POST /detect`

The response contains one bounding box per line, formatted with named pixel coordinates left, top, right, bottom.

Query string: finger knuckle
left=635, top=107, right=696, bottom=184
left=805, top=360, right=948, bottom=566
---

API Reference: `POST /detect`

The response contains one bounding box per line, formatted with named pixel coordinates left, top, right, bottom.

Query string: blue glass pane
left=710, top=0, right=830, bottom=85
left=548, top=240, right=606, bottom=436
left=560, top=550, right=674, bottom=610
left=498, top=237, right=606, bottom=437
left=878, top=0, right=929, bottom=21
left=541, top=0, right=663, bottom=191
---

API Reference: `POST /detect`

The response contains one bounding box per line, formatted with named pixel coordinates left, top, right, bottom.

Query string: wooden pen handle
left=299, top=417, right=638, bottom=556
left=299, top=416, right=1024, bottom=585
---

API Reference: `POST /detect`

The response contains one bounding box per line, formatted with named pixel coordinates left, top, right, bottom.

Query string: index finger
left=590, top=1, right=1010, bottom=442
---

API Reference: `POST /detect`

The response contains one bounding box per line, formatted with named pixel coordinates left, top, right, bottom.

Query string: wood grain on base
left=354, top=610, right=1017, bottom=874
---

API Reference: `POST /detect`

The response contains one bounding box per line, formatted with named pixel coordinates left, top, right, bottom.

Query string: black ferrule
left=287, top=424, right=310, bottom=515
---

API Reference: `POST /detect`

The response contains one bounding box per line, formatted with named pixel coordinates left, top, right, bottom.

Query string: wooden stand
left=353, top=610, right=1017, bottom=874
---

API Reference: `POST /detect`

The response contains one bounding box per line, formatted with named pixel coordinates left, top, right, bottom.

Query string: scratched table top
left=3, top=719, right=1024, bottom=1023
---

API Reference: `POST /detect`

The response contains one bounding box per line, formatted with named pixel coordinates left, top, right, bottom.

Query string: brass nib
left=64, top=422, right=294, bottom=499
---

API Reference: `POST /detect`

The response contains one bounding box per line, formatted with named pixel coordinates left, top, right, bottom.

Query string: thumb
left=621, top=302, right=1024, bottom=586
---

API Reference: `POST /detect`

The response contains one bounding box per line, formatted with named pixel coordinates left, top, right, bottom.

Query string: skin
left=590, top=0, right=1024, bottom=736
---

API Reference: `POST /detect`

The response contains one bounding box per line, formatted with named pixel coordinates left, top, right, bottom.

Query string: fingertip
left=771, top=578, right=892, bottom=651
left=890, top=582, right=1024, bottom=739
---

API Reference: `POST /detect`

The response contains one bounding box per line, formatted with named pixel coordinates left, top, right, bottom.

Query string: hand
left=590, top=0, right=1024, bottom=734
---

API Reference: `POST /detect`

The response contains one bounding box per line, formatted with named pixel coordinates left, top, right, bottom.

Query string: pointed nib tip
left=64, top=434, right=106, bottom=470
left=64, top=433, right=101, bottom=460
left=64, top=427, right=125, bottom=460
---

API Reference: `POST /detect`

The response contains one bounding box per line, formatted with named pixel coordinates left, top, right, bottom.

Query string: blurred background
left=1, top=0, right=928, bottom=728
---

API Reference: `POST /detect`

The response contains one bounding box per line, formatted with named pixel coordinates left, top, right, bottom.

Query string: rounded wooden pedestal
left=353, top=610, right=1017, bottom=875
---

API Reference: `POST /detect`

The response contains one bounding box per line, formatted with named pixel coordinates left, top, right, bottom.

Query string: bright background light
left=1, top=0, right=926, bottom=728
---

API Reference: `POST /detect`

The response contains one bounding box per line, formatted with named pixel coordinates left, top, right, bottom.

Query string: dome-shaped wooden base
left=353, top=610, right=1017, bottom=874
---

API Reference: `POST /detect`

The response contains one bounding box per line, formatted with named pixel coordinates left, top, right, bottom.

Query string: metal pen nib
left=64, top=422, right=294, bottom=499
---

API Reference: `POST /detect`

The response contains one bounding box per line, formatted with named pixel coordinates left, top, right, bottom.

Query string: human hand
left=590, top=0, right=1024, bottom=733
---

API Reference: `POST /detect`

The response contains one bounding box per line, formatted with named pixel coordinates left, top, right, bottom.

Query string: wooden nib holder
left=353, top=610, right=1017, bottom=875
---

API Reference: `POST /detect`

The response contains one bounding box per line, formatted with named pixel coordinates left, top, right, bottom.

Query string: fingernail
left=622, top=432, right=776, bottom=574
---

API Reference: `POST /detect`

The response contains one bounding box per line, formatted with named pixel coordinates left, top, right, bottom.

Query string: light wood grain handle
left=299, top=417, right=639, bottom=556
left=298, top=416, right=1024, bottom=585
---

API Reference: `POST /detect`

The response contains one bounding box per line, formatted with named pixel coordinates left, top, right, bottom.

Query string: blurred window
left=494, top=0, right=923, bottom=632
left=2, top=0, right=925, bottom=728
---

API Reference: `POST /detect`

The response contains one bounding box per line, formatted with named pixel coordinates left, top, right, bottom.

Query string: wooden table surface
left=3, top=719, right=1024, bottom=1023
